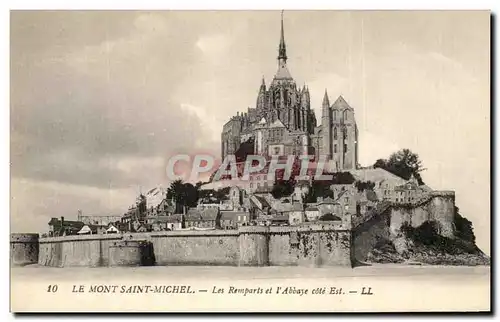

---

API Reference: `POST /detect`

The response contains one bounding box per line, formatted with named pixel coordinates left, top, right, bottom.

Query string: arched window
left=333, top=110, right=337, bottom=120
left=333, top=127, right=337, bottom=140
left=343, top=110, right=348, bottom=122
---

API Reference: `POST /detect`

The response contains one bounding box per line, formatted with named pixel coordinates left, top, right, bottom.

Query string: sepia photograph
left=9, top=8, right=491, bottom=313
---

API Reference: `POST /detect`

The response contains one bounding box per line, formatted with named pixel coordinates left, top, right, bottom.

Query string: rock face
left=365, top=221, right=490, bottom=266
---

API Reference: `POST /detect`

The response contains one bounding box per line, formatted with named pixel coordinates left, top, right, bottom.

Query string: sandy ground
left=11, top=263, right=491, bottom=281
left=10, top=264, right=491, bottom=312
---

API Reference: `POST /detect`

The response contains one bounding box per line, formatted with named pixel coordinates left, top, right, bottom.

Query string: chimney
left=61, top=216, right=65, bottom=225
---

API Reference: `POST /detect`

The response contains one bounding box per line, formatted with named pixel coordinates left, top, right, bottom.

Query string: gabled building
left=48, top=217, right=85, bottom=237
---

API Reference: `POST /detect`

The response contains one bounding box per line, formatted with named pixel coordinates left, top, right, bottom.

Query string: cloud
left=10, top=177, right=137, bottom=232
left=196, top=33, right=231, bottom=58
left=10, top=12, right=219, bottom=194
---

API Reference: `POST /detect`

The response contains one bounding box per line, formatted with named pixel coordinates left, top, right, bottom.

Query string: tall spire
left=278, top=10, right=287, bottom=62
left=273, top=10, right=293, bottom=81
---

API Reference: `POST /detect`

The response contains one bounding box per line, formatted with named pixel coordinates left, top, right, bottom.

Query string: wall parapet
left=39, top=234, right=122, bottom=243
left=430, top=190, right=455, bottom=198
left=151, top=229, right=239, bottom=238
left=11, top=233, right=40, bottom=244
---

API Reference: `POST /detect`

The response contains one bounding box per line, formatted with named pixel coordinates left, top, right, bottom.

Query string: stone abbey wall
left=389, top=191, right=456, bottom=238
left=351, top=191, right=457, bottom=263
left=16, top=224, right=352, bottom=268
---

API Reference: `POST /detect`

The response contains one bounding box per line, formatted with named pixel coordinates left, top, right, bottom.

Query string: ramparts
left=12, top=192, right=456, bottom=268
left=10, top=233, right=39, bottom=266
left=389, top=190, right=456, bottom=238
left=15, top=224, right=353, bottom=268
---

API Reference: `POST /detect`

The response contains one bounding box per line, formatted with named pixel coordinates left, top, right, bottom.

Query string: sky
left=10, top=10, right=490, bottom=254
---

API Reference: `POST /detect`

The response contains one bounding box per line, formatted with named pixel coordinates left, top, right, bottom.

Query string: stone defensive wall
left=12, top=192, right=455, bottom=268
left=11, top=233, right=40, bottom=266
left=12, top=224, right=353, bottom=268
left=351, top=190, right=456, bottom=262
left=389, top=190, right=456, bottom=238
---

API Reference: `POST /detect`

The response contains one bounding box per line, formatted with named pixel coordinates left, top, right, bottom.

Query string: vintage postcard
left=10, top=10, right=491, bottom=313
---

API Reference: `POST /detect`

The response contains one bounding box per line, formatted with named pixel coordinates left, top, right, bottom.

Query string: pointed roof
left=331, top=95, right=352, bottom=110
left=322, top=89, right=330, bottom=107
left=77, top=225, right=92, bottom=234
left=269, top=119, right=285, bottom=128
left=106, top=224, right=119, bottom=233
left=258, top=117, right=267, bottom=124
left=318, top=196, right=336, bottom=205
left=275, top=65, right=293, bottom=80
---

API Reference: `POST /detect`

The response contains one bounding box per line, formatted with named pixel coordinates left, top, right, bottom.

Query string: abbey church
left=221, top=13, right=359, bottom=171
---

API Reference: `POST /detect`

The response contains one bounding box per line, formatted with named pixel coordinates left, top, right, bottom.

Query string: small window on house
left=334, top=127, right=337, bottom=140
left=334, top=144, right=337, bottom=153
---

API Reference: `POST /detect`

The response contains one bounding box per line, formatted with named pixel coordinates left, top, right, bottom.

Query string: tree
left=302, top=179, right=334, bottom=203
left=167, top=179, right=200, bottom=213
left=355, top=180, right=376, bottom=192
left=271, top=179, right=295, bottom=199
left=373, top=148, right=426, bottom=184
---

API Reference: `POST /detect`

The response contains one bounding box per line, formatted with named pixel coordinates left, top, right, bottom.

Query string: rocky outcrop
left=365, top=221, right=490, bottom=266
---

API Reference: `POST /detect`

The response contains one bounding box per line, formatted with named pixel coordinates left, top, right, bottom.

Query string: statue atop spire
left=278, top=10, right=287, bottom=62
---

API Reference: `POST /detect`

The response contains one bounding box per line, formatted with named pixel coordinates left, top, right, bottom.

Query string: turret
left=256, top=77, right=267, bottom=110
left=301, top=85, right=310, bottom=109
left=321, top=89, right=332, bottom=159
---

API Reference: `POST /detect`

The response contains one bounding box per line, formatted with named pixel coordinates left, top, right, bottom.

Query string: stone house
left=288, top=212, right=304, bottom=225
left=218, top=211, right=251, bottom=229
left=304, top=206, right=321, bottom=222
left=393, top=174, right=427, bottom=204
left=275, top=203, right=304, bottom=225
left=197, top=200, right=234, bottom=211
left=185, top=208, right=219, bottom=229
left=151, top=214, right=183, bottom=231
left=270, top=214, right=289, bottom=226
left=316, top=197, right=342, bottom=216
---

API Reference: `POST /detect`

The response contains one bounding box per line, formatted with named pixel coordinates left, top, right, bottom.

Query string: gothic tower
left=330, top=96, right=358, bottom=170
left=321, top=89, right=332, bottom=159
left=254, top=10, right=316, bottom=136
